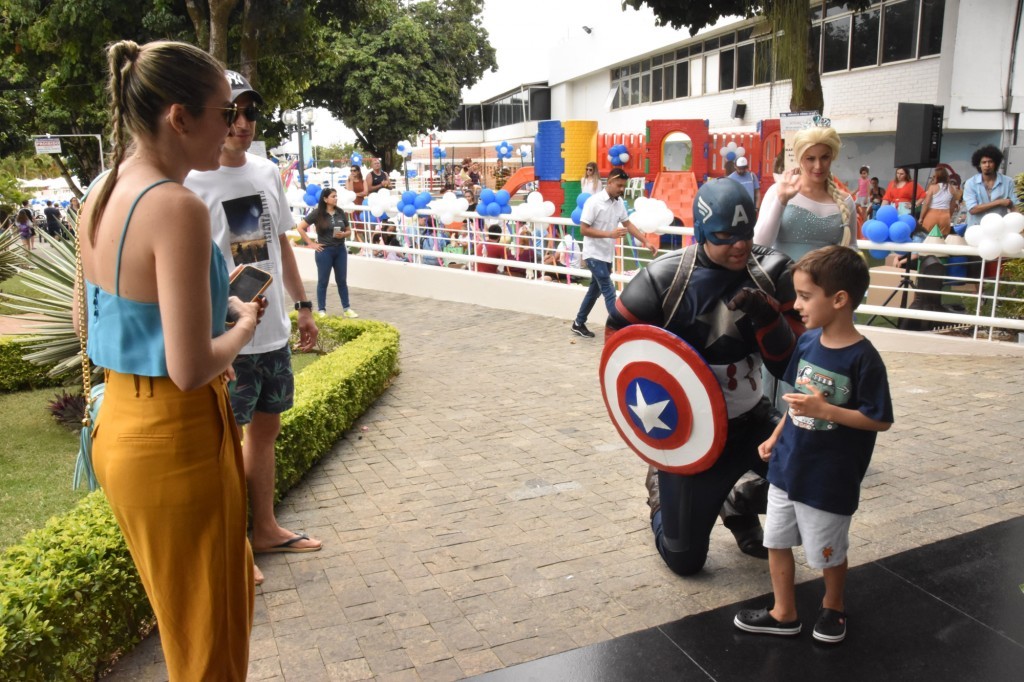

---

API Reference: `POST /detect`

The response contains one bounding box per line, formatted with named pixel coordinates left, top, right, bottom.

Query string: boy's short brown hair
left=791, top=246, right=870, bottom=310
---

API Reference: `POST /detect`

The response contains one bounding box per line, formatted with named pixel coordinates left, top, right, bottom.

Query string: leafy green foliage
left=0, top=316, right=398, bottom=680
left=47, top=389, right=86, bottom=431
left=0, top=339, right=64, bottom=393
left=307, top=0, right=496, bottom=171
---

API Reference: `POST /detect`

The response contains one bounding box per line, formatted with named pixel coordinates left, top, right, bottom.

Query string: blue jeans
left=314, top=244, right=350, bottom=311
left=574, top=258, right=616, bottom=326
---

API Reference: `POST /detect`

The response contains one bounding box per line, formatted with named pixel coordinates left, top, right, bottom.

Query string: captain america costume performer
left=605, top=179, right=804, bottom=576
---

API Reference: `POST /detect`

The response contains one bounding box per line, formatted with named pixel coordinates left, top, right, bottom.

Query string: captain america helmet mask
left=692, top=179, right=756, bottom=245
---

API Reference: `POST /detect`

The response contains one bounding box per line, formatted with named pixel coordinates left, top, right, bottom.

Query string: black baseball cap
left=225, top=70, right=264, bottom=104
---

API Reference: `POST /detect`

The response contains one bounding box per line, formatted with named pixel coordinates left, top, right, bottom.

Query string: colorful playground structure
left=520, top=117, right=785, bottom=234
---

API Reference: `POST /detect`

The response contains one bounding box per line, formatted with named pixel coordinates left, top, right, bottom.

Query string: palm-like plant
left=0, top=228, right=82, bottom=379
left=0, top=225, right=23, bottom=283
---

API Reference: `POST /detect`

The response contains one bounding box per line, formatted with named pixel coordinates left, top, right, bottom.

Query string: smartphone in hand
left=226, top=265, right=273, bottom=326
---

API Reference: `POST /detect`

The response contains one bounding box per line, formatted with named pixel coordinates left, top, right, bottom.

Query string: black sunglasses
left=200, top=103, right=260, bottom=126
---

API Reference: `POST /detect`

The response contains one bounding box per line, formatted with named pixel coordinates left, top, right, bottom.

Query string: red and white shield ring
left=600, top=325, right=728, bottom=474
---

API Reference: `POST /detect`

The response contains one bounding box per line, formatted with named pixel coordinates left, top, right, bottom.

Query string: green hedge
left=0, top=318, right=399, bottom=680
left=0, top=338, right=65, bottom=393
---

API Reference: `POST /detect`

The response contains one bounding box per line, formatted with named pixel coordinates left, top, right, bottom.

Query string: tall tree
left=306, top=0, right=496, bottom=171
left=622, top=0, right=870, bottom=113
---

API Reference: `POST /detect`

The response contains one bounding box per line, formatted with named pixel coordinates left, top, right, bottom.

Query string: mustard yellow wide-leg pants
left=93, top=370, right=254, bottom=681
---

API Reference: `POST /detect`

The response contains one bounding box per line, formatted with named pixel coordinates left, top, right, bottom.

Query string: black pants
left=651, top=398, right=777, bottom=576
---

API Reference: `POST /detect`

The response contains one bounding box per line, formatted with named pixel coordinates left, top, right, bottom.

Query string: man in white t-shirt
left=186, top=71, right=321, bottom=586
left=571, top=168, right=652, bottom=338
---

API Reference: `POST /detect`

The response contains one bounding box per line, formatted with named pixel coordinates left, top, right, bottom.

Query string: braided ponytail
left=87, top=40, right=140, bottom=244
left=826, top=175, right=853, bottom=246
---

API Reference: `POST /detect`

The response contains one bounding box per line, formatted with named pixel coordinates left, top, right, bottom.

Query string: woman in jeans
left=296, top=187, right=358, bottom=317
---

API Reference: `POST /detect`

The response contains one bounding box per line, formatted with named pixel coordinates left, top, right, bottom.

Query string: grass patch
left=290, top=349, right=321, bottom=375
left=0, top=272, right=34, bottom=315
left=0, top=387, right=84, bottom=549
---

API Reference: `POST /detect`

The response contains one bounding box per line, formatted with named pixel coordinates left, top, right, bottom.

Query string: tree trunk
left=207, top=0, right=239, bottom=64
left=184, top=0, right=210, bottom=51
left=791, top=24, right=824, bottom=113
left=239, top=0, right=259, bottom=83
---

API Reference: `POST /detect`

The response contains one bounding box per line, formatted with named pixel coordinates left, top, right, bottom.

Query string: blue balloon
left=495, top=190, right=510, bottom=205
left=571, top=207, right=583, bottom=225
left=479, top=189, right=496, bottom=205
left=499, top=203, right=512, bottom=215
left=888, top=222, right=912, bottom=243
left=486, top=202, right=501, bottom=217
left=402, top=204, right=417, bottom=217
left=402, top=191, right=416, bottom=204
left=897, top=213, right=917, bottom=231
left=415, top=191, right=432, bottom=209
left=304, top=194, right=317, bottom=206
left=869, top=249, right=890, bottom=260
left=310, top=185, right=322, bottom=199
left=726, top=151, right=736, bottom=162
left=576, top=192, right=592, bottom=209
left=863, top=219, right=890, bottom=243
left=875, top=205, right=899, bottom=226
left=952, top=222, right=967, bottom=236
left=351, top=153, right=363, bottom=166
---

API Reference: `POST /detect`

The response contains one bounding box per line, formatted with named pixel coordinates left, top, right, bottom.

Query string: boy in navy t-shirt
left=734, top=245, right=893, bottom=644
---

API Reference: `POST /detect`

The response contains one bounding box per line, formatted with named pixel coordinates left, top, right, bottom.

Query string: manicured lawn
left=0, top=386, right=85, bottom=549
left=290, top=349, right=321, bottom=374
left=0, top=272, right=34, bottom=315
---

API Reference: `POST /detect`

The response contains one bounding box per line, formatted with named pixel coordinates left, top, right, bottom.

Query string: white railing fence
left=289, top=203, right=1024, bottom=341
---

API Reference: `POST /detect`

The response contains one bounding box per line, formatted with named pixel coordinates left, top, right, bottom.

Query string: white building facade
left=448, top=0, right=1024, bottom=184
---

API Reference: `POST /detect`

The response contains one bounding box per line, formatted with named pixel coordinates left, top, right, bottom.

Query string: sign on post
left=33, top=137, right=62, bottom=155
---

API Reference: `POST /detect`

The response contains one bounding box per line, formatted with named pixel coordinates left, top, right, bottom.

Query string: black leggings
left=652, top=398, right=777, bottom=575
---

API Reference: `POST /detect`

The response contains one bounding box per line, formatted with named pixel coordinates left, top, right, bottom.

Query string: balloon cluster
left=429, top=191, right=471, bottom=225
left=509, top=191, right=557, bottom=221
left=396, top=190, right=433, bottom=217
left=570, top=193, right=593, bottom=225
left=476, top=188, right=512, bottom=217
left=719, top=141, right=746, bottom=163
left=432, top=147, right=447, bottom=159
left=303, top=183, right=322, bottom=207
left=964, top=212, right=1024, bottom=260
left=863, top=205, right=916, bottom=258
left=366, top=189, right=399, bottom=219
left=518, top=144, right=531, bottom=159
left=335, top=188, right=357, bottom=205
left=396, top=140, right=414, bottom=158
left=350, top=152, right=363, bottom=167
left=608, top=144, right=630, bottom=166
left=495, top=141, right=513, bottom=159
left=629, top=197, right=675, bottom=233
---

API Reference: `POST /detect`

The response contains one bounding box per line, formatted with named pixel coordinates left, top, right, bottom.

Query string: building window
left=736, top=42, right=755, bottom=88
left=918, top=0, right=944, bottom=56
left=822, top=15, right=850, bottom=73
left=850, top=8, right=880, bottom=69
left=755, top=38, right=773, bottom=84
left=676, top=61, right=689, bottom=97
left=719, top=48, right=735, bottom=90
left=882, top=0, right=918, bottom=63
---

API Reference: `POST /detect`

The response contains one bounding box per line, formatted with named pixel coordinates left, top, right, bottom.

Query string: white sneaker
left=316, top=310, right=326, bottom=318
left=343, top=308, right=359, bottom=318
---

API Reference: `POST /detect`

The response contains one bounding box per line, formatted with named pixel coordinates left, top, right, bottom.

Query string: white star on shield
left=628, top=383, right=671, bottom=434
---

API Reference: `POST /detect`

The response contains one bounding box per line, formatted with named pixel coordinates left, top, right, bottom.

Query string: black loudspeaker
left=731, top=101, right=746, bottom=119
left=894, top=103, right=943, bottom=169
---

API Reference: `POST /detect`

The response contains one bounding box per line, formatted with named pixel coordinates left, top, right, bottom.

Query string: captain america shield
left=600, top=325, right=727, bottom=474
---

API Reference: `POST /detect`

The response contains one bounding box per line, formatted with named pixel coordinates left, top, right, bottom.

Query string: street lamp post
left=282, top=107, right=317, bottom=190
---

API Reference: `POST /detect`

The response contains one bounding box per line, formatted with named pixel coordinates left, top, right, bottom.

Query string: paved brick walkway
left=106, top=286, right=1024, bottom=681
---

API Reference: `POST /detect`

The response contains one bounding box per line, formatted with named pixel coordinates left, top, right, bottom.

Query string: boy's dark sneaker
left=733, top=607, right=801, bottom=636
left=812, top=608, right=847, bottom=643
left=571, top=321, right=595, bottom=338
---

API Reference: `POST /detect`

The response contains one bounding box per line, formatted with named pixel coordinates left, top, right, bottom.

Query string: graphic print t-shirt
left=767, top=329, right=894, bottom=515
left=185, top=153, right=294, bottom=354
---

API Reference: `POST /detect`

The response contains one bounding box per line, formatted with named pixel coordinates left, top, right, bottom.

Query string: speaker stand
left=866, top=258, right=916, bottom=328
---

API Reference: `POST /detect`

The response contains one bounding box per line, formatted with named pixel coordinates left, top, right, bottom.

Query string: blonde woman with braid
left=754, top=126, right=855, bottom=262
left=75, top=40, right=262, bottom=679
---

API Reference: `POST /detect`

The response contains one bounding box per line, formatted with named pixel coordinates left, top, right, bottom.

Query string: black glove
left=727, top=287, right=782, bottom=329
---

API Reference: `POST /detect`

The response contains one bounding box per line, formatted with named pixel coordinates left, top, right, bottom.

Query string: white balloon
left=338, top=189, right=357, bottom=204
left=1000, top=231, right=1024, bottom=256
left=369, top=207, right=384, bottom=218
left=964, top=225, right=983, bottom=247
left=376, top=188, right=391, bottom=198
left=439, top=212, right=455, bottom=224
left=634, top=196, right=649, bottom=210
left=736, top=147, right=746, bottom=157
left=541, top=201, right=556, bottom=217
left=719, top=147, right=728, bottom=157
left=727, top=141, right=738, bottom=150
left=1003, top=212, right=1024, bottom=234
left=456, top=198, right=470, bottom=212
left=978, top=238, right=1003, bottom=261
left=527, top=191, right=543, bottom=205
left=443, top=191, right=456, bottom=201
left=980, top=212, right=1004, bottom=238
left=619, top=152, right=630, bottom=163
